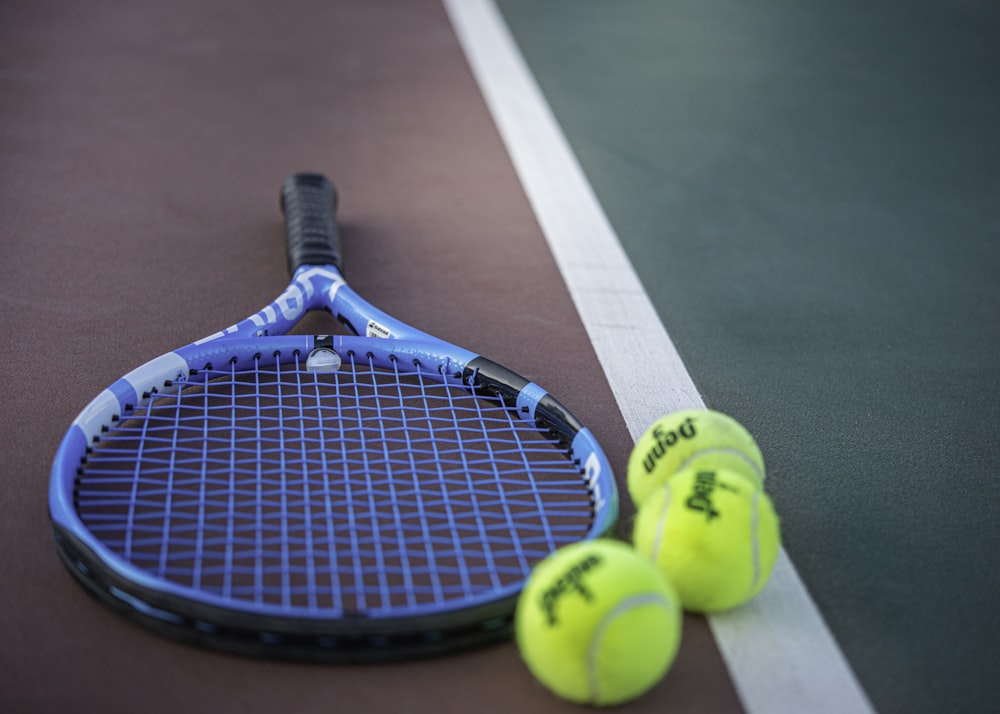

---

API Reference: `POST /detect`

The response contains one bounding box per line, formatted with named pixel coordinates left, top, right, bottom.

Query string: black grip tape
left=280, top=173, right=341, bottom=274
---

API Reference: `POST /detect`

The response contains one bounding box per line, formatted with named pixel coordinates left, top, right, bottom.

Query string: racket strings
left=74, top=351, right=595, bottom=616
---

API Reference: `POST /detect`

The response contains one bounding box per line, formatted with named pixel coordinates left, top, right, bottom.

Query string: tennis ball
left=628, top=409, right=765, bottom=507
left=515, top=539, right=682, bottom=707
left=632, top=467, right=780, bottom=613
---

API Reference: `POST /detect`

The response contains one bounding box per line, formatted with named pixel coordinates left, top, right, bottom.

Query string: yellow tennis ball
left=628, top=409, right=765, bottom=507
left=515, top=539, right=682, bottom=707
left=632, top=467, right=780, bottom=613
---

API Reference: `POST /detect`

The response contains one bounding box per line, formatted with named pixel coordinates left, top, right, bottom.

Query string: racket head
left=49, top=332, right=618, bottom=661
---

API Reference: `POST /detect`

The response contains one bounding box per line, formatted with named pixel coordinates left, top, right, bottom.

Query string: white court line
left=442, top=2, right=876, bottom=713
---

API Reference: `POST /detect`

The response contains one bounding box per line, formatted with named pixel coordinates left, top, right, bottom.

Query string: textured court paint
left=444, top=2, right=874, bottom=713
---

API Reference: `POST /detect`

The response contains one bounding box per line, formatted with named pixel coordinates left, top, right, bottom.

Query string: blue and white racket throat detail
left=198, top=266, right=435, bottom=344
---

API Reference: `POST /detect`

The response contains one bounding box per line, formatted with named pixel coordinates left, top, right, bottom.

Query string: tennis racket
left=49, top=173, right=618, bottom=662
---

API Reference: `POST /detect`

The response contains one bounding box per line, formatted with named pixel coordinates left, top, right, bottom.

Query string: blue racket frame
left=48, top=176, right=618, bottom=660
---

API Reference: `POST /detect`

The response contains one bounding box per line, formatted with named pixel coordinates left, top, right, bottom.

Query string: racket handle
left=280, top=173, right=342, bottom=274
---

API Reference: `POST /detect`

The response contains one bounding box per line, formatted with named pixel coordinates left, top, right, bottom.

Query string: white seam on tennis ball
left=586, top=593, right=675, bottom=702
left=677, top=447, right=764, bottom=485
left=749, top=491, right=762, bottom=595
left=650, top=483, right=673, bottom=560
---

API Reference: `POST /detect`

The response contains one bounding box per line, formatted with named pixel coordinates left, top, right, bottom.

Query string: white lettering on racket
left=322, top=273, right=346, bottom=303
left=275, top=284, right=304, bottom=321
left=584, top=451, right=606, bottom=512
left=195, top=266, right=345, bottom=344
left=276, top=266, right=342, bottom=322
left=366, top=320, right=392, bottom=339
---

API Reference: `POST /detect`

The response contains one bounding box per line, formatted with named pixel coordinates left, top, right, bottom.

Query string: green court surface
left=496, top=2, right=1000, bottom=713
